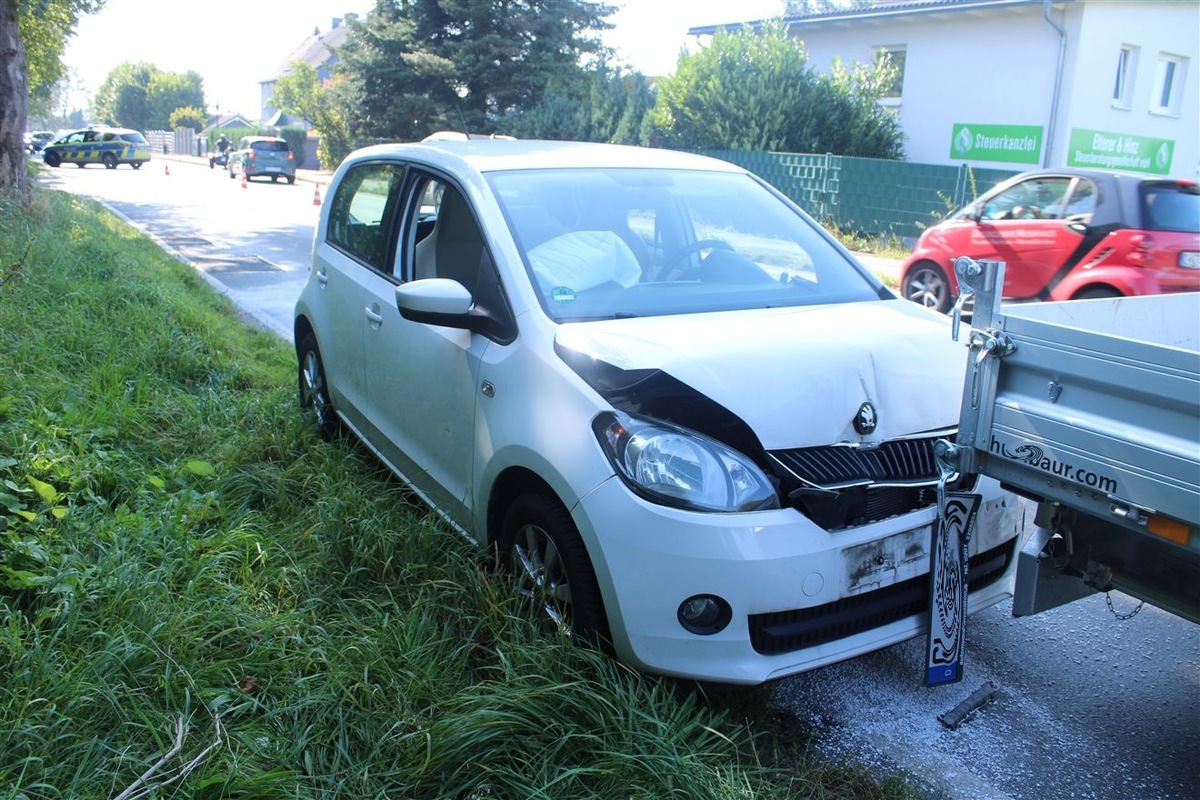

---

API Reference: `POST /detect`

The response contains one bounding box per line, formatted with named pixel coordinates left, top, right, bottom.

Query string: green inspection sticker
left=550, top=286, right=576, bottom=303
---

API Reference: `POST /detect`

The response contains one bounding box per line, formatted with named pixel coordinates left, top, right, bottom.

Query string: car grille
left=748, top=539, right=1015, bottom=656
left=767, top=433, right=968, bottom=530
left=771, top=435, right=947, bottom=485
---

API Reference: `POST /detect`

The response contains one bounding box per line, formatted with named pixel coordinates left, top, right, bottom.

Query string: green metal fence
left=698, top=149, right=1019, bottom=244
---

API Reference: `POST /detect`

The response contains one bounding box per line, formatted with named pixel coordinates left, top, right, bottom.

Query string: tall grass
left=0, top=189, right=914, bottom=798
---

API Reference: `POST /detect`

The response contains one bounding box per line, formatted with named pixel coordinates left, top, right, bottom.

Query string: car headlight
left=593, top=411, right=779, bottom=513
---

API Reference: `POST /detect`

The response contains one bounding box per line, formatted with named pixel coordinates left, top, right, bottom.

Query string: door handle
left=364, top=305, right=384, bottom=326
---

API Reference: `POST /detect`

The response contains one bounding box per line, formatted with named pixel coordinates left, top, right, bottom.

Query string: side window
left=326, top=162, right=405, bottom=272
left=404, top=177, right=487, bottom=294
left=983, top=177, right=1071, bottom=220
left=1062, top=179, right=1097, bottom=221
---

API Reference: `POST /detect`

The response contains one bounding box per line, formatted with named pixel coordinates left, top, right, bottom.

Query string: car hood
left=555, top=300, right=967, bottom=450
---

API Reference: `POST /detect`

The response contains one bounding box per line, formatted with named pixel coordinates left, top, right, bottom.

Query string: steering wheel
left=661, top=239, right=735, bottom=279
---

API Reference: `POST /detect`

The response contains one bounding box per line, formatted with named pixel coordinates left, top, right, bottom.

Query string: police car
left=42, top=126, right=151, bottom=170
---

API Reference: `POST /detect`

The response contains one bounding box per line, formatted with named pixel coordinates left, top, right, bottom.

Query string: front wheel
left=901, top=260, right=953, bottom=314
left=497, top=491, right=608, bottom=644
left=297, top=333, right=339, bottom=440
left=44, top=152, right=61, bottom=168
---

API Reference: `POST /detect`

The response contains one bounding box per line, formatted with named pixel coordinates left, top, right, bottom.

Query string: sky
left=61, top=0, right=786, bottom=120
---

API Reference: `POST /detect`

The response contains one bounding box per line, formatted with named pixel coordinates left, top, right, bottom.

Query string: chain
left=1105, top=592, right=1145, bottom=621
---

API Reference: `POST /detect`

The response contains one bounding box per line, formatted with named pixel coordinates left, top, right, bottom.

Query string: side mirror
left=395, top=278, right=512, bottom=341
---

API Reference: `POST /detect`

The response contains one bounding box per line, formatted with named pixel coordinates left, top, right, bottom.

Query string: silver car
left=228, top=135, right=296, bottom=184
left=293, top=140, right=1025, bottom=686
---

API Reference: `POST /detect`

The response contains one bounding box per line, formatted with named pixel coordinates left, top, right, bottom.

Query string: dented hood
left=555, top=300, right=968, bottom=450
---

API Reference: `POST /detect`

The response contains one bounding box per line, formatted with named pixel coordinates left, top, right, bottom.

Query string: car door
left=362, top=172, right=495, bottom=528
left=968, top=175, right=1084, bottom=299
left=311, top=161, right=407, bottom=430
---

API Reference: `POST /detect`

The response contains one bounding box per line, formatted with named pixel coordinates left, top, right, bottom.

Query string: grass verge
left=0, top=187, right=918, bottom=799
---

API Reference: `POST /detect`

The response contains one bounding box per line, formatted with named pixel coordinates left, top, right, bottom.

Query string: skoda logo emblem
left=853, top=402, right=878, bottom=435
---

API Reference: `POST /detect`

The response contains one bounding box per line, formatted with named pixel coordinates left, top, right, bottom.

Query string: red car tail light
left=287, top=152, right=295, bottom=161
left=1128, top=233, right=1154, bottom=266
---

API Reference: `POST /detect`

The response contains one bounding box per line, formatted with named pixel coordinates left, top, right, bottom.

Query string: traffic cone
left=241, top=169, right=247, bottom=189
left=164, top=163, right=169, bottom=176
left=312, top=185, right=322, bottom=206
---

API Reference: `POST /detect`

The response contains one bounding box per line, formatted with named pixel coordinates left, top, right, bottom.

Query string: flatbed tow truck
left=935, top=257, right=1199, bottom=626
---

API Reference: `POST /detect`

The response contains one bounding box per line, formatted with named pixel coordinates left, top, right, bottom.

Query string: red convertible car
left=900, top=168, right=1200, bottom=312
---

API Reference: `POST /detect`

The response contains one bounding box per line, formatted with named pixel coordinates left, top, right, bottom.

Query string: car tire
left=497, top=491, right=609, bottom=646
left=102, top=153, right=117, bottom=169
left=131, top=162, right=142, bottom=170
left=1073, top=286, right=1122, bottom=300
left=229, top=166, right=236, bottom=180
left=297, top=333, right=339, bottom=441
left=902, top=260, right=953, bottom=314
left=286, top=176, right=295, bottom=185
left=44, top=152, right=61, bottom=168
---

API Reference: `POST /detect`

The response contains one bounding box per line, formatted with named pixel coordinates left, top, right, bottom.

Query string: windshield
left=488, top=168, right=881, bottom=321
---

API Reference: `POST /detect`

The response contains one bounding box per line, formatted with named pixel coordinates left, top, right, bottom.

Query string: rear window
left=1142, top=183, right=1200, bottom=233
left=118, top=132, right=147, bottom=144
left=252, top=140, right=290, bottom=152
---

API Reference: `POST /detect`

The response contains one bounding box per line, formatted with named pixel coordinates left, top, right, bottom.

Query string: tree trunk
left=0, top=0, right=30, bottom=198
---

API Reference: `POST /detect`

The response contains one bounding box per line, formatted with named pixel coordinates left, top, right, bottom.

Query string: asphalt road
left=37, top=154, right=1199, bottom=800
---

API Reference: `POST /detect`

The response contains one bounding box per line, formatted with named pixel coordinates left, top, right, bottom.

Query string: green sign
left=1067, top=128, right=1175, bottom=175
left=950, top=123, right=1043, bottom=164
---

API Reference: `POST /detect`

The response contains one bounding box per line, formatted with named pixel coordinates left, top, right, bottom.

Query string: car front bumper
left=574, top=475, right=1025, bottom=685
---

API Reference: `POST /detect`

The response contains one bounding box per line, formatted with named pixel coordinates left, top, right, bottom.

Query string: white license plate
left=1179, top=251, right=1200, bottom=269
left=925, top=492, right=980, bottom=686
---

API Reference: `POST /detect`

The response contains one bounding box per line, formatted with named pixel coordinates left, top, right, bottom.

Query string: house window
left=1150, top=53, right=1187, bottom=116
left=1112, top=45, right=1137, bottom=109
left=875, top=46, right=906, bottom=103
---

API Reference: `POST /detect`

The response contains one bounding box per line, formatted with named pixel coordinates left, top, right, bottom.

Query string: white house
left=259, top=15, right=357, bottom=126
left=690, top=0, right=1199, bottom=179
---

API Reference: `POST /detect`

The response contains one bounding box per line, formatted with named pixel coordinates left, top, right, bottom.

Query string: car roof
left=343, top=139, right=749, bottom=176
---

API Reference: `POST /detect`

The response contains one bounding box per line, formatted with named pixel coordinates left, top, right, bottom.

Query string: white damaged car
left=293, top=140, right=1026, bottom=686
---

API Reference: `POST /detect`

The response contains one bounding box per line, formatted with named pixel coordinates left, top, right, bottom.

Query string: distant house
left=689, top=0, right=1198, bottom=179
left=204, top=113, right=254, bottom=132
left=259, top=14, right=357, bottom=126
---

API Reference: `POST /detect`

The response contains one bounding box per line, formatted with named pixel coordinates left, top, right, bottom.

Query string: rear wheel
left=286, top=175, right=295, bottom=185
left=497, top=491, right=608, bottom=644
left=297, top=333, right=338, bottom=440
left=1073, top=286, right=1122, bottom=300
left=902, top=260, right=953, bottom=313
left=102, top=153, right=117, bottom=169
